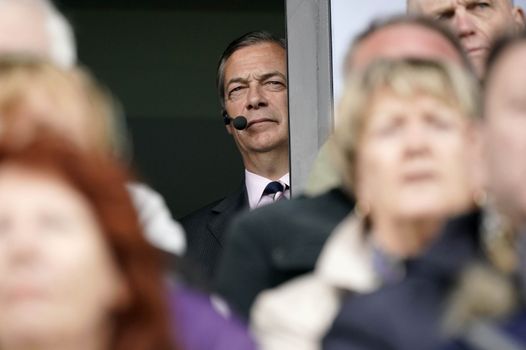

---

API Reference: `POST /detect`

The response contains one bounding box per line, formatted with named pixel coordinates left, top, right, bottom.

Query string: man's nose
left=453, top=8, right=477, bottom=39
left=246, top=85, right=268, bottom=110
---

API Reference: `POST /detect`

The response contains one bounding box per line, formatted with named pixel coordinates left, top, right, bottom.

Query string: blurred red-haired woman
left=0, top=131, right=178, bottom=350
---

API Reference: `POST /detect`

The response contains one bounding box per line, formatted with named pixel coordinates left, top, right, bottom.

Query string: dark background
left=56, top=0, right=285, bottom=218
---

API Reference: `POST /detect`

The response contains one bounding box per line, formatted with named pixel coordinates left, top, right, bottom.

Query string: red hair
left=0, top=129, right=177, bottom=350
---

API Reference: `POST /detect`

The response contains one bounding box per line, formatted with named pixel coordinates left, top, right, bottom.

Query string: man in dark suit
left=182, top=31, right=290, bottom=282
left=214, top=16, right=472, bottom=319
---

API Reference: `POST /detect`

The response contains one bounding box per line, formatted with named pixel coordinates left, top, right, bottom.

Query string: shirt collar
left=315, top=213, right=381, bottom=292
left=245, top=170, right=290, bottom=209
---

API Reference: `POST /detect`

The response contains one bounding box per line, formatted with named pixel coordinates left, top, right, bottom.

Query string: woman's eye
left=427, top=114, right=453, bottom=131
left=39, top=214, right=70, bottom=232
left=374, top=123, right=401, bottom=138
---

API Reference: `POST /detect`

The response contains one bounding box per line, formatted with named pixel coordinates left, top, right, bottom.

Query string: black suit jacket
left=181, top=183, right=249, bottom=283
left=323, top=210, right=483, bottom=350
left=214, top=187, right=355, bottom=319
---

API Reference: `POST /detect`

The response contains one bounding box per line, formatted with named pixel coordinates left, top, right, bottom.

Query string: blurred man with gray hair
left=407, top=0, right=525, bottom=77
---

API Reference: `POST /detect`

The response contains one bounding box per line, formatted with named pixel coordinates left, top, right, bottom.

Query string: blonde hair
left=333, top=58, right=480, bottom=191
left=0, top=55, right=126, bottom=157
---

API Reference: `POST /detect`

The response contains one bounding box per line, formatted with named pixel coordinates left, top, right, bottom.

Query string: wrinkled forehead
left=408, top=0, right=513, bottom=12
left=350, top=23, right=463, bottom=71
left=224, top=43, right=286, bottom=76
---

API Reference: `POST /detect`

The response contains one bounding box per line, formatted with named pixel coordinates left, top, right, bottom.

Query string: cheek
left=487, top=122, right=526, bottom=182
left=433, top=132, right=471, bottom=178
left=225, top=101, right=244, bottom=117
left=356, top=144, right=398, bottom=203
left=276, top=93, right=289, bottom=114
left=49, top=233, right=125, bottom=327
left=0, top=235, right=124, bottom=341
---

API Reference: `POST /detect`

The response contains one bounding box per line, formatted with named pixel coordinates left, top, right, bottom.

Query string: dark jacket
left=214, top=187, right=355, bottom=319
left=181, top=183, right=249, bottom=284
left=323, top=210, right=483, bottom=350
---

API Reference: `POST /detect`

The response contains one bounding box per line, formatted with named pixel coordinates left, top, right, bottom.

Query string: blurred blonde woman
left=0, top=55, right=185, bottom=255
left=251, top=58, right=481, bottom=350
left=0, top=132, right=176, bottom=350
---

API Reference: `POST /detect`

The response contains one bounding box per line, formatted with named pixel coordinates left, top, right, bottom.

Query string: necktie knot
left=263, top=181, right=286, bottom=195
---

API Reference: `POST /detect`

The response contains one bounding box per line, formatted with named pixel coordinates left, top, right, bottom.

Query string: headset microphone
left=223, top=114, right=248, bottom=131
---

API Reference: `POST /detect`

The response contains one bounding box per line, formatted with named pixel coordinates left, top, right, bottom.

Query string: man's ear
left=512, top=6, right=525, bottom=30
left=222, top=110, right=233, bottom=135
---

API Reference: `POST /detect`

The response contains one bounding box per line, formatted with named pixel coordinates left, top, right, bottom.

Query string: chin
left=0, top=321, right=55, bottom=346
left=396, top=198, right=451, bottom=221
left=398, top=208, right=444, bottom=222
left=249, top=138, right=287, bottom=153
left=1, top=304, right=65, bottom=336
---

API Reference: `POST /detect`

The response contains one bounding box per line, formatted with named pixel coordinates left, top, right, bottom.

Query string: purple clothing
left=170, top=286, right=256, bottom=350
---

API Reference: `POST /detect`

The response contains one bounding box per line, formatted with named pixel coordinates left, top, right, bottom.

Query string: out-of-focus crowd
left=1, top=1, right=526, bottom=350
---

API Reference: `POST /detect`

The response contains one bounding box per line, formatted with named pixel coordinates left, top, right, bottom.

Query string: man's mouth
left=246, top=118, right=276, bottom=129
left=466, top=47, right=487, bottom=56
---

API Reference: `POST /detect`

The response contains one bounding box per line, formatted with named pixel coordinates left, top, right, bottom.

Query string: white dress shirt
left=245, top=170, right=290, bottom=209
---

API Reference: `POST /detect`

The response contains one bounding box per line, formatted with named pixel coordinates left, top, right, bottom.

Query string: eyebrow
left=431, top=4, right=455, bottom=17
left=431, top=0, right=494, bottom=15
left=424, top=0, right=455, bottom=16
left=225, top=70, right=287, bottom=89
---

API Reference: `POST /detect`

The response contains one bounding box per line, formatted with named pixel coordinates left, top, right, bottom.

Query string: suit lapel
left=207, top=183, right=249, bottom=247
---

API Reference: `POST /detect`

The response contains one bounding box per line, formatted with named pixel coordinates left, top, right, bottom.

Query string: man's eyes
left=228, top=86, right=245, bottom=99
left=435, top=10, right=455, bottom=21
left=264, top=80, right=286, bottom=90
left=435, top=2, right=491, bottom=21
left=228, top=80, right=286, bottom=99
left=469, top=1, right=491, bottom=11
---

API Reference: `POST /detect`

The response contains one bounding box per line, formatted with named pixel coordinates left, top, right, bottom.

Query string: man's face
left=223, top=42, right=288, bottom=156
left=484, top=43, right=526, bottom=226
left=350, top=24, right=465, bottom=71
left=408, top=0, right=525, bottom=77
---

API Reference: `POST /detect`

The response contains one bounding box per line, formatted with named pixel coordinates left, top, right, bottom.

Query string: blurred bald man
left=407, top=0, right=525, bottom=77
left=0, top=0, right=75, bottom=67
